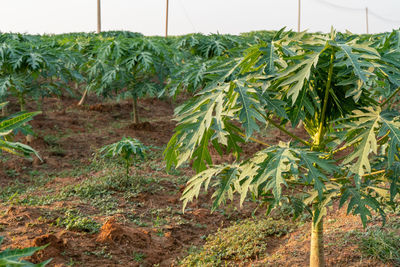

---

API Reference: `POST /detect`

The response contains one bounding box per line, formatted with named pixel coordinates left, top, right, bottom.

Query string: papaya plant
left=164, top=28, right=400, bottom=267
left=0, top=39, right=81, bottom=112
left=100, top=137, right=148, bottom=180
left=86, top=37, right=170, bottom=123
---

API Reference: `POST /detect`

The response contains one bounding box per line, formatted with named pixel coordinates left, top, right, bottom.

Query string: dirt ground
left=0, top=95, right=396, bottom=266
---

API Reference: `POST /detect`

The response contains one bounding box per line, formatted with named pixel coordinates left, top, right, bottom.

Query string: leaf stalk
left=314, top=47, right=335, bottom=149
left=380, top=86, right=400, bottom=107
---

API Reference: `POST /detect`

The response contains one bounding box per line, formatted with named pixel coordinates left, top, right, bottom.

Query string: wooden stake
left=165, top=0, right=169, bottom=37
left=97, top=0, right=101, bottom=33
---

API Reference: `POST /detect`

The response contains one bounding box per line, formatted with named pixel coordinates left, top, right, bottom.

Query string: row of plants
left=0, top=31, right=270, bottom=123
left=2, top=29, right=399, bottom=123
left=2, top=28, right=400, bottom=266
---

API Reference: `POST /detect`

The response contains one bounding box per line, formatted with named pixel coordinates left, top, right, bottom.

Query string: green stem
left=132, top=96, right=139, bottom=124
left=268, top=117, right=310, bottom=146
left=237, top=131, right=270, bottom=147
left=19, top=94, right=26, bottom=112
left=259, top=111, right=310, bottom=147
left=1, top=103, right=7, bottom=117
left=314, top=48, right=335, bottom=149
left=381, top=86, right=400, bottom=107
left=125, top=160, right=130, bottom=181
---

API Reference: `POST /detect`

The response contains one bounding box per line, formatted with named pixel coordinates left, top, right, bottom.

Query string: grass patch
left=180, top=218, right=297, bottom=266
left=357, top=226, right=400, bottom=265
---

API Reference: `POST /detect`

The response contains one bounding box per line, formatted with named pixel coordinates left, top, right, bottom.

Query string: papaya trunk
left=36, top=96, right=44, bottom=111
left=1, top=104, right=7, bottom=117
left=310, top=217, right=325, bottom=267
left=77, top=88, right=88, bottom=106
left=132, top=96, right=139, bottom=124
left=19, top=96, right=25, bottom=112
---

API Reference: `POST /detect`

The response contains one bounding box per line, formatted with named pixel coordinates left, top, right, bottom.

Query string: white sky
left=0, top=0, right=399, bottom=36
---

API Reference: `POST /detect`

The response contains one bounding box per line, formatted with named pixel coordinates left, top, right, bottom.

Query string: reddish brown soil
left=0, top=95, right=395, bottom=266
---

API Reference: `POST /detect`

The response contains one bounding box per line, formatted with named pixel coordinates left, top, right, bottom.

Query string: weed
left=90, top=195, right=121, bottom=215
left=85, top=247, right=113, bottom=259
left=49, top=146, right=67, bottom=157
left=43, top=134, right=59, bottom=146
left=132, top=252, right=146, bottom=262
left=5, top=169, right=19, bottom=178
left=55, top=209, right=100, bottom=233
left=156, top=229, right=164, bottom=237
left=20, top=194, right=65, bottom=206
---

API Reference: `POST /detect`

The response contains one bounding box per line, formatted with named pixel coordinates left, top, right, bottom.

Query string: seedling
left=99, top=137, right=148, bottom=179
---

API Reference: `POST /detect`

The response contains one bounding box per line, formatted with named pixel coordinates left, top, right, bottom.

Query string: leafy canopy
left=165, top=28, right=400, bottom=226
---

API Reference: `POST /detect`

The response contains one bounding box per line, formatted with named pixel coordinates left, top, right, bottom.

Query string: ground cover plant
left=0, top=29, right=399, bottom=266
left=180, top=218, right=297, bottom=266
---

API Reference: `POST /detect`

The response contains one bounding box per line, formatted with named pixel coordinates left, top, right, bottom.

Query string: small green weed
left=84, top=246, right=112, bottom=259
left=133, top=252, right=146, bottom=262
left=43, top=134, right=59, bottom=146
left=56, top=209, right=100, bottom=233
left=49, top=146, right=67, bottom=157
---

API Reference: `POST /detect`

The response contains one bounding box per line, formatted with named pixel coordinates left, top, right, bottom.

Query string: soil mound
left=29, top=234, right=66, bottom=263
left=96, top=218, right=151, bottom=249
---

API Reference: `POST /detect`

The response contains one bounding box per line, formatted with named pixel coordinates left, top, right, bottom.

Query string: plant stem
left=330, top=141, right=355, bottom=156
left=19, top=94, right=26, bottom=112
left=258, top=111, right=310, bottom=146
left=310, top=216, right=325, bottom=267
left=314, top=48, right=335, bottom=149
left=125, top=160, right=130, bottom=181
left=381, top=86, right=400, bottom=107
left=78, top=88, right=88, bottom=106
left=362, top=169, right=385, bottom=177
left=237, top=132, right=270, bottom=147
left=1, top=103, right=7, bottom=117
left=309, top=42, right=335, bottom=267
left=268, top=117, right=310, bottom=146
left=132, top=96, right=139, bottom=124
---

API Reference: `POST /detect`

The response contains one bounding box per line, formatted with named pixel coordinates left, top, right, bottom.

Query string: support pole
left=97, top=0, right=101, bottom=33
left=365, top=7, right=369, bottom=34
left=298, top=0, right=301, bottom=32
left=165, top=0, right=169, bottom=37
